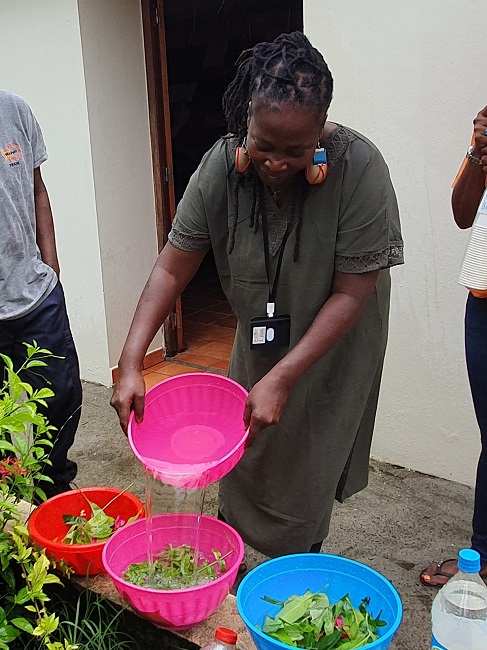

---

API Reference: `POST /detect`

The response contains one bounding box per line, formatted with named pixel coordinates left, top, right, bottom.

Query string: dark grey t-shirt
left=0, top=91, right=57, bottom=319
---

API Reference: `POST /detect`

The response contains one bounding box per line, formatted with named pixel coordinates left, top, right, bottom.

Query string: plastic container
left=200, top=627, right=238, bottom=650
left=128, top=373, right=248, bottom=488
left=102, top=513, right=245, bottom=629
left=431, top=549, right=487, bottom=649
left=237, top=553, right=402, bottom=650
left=28, top=487, right=144, bottom=575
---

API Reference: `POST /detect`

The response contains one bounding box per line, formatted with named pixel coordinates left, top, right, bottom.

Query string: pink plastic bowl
left=102, top=513, right=245, bottom=629
left=28, top=487, right=144, bottom=575
left=128, top=373, right=248, bottom=488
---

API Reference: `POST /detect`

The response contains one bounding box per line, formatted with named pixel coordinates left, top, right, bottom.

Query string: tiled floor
left=143, top=254, right=236, bottom=390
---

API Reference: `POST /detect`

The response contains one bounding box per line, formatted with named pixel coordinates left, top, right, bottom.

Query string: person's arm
left=110, top=242, right=206, bottom=432
left=34, top=167, right=60, bottom=277
left=452, top=105, right=487, bottom=229
left=244, top=269, right=379, bottom=441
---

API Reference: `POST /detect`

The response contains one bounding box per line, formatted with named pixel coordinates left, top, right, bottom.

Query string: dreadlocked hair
left=223, top=31, right=333, bottom=138
left=223, top=32, right=333, bottom=261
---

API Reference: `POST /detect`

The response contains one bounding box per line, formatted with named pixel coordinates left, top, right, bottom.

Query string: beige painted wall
left=77, top=0, right=161, bottom=371
left=305, top=0, right=486, bottom=485
left=2, top=0, right=160, bottom=385
left=1, top=0, right=110, bottom=384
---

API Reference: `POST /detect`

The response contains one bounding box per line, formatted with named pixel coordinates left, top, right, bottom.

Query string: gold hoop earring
left=235, top=137, right=251, bottom=173
left=306, top=145, right=329, bottom=185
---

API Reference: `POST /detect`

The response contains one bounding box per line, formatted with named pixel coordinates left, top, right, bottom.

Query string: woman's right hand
left=110, top=368, right=146, bottom=435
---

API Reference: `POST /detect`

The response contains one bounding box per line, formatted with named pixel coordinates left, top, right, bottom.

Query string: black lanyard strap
left=261, top=210, right=289, bottom=312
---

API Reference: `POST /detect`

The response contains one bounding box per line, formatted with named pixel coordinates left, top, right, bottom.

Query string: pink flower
left=0, top=457, right=28, bottom=481
left=335, top=616, right=348, bottom=639
left=114, top=515, right=126, bottom=530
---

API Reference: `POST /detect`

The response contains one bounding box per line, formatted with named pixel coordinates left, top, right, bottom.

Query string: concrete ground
left=71, top=381, right=477, bottom=650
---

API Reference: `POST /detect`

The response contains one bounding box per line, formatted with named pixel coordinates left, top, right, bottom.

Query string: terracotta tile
left=211, top=359, right=230, bottom=372
left=217, top=315, right=237, bottom=329
left=175, top=351, right=223, bottom=367
left=154, top=364, right=205, bottom=377
left=211, top=301, right=234, bottom=315
left=184, top=327, right=210, bottom=341
left=200, top=324, right=236, bottom=344
left=185, top=310, right=224, bottom=325
left=148, top=361, right=175, bottom=373
left=205, top=368, right=227, bottom=376
left=142, top=348, right=164, bottom=369
left=183, top=296, right=221, bottom=311
left=182, top=339, right=212, bottom=356
left=144, top=372, right=166, bottom=389
left=205, top=289, right=227, bottom=300
left=193, top=341, right=233, bottom=358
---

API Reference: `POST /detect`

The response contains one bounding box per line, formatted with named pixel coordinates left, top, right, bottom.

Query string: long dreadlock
left=223, top=32, right=333, bottom=259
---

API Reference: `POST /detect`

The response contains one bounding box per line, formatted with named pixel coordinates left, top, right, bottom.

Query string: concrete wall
left=77, top=0, right=160, bottom=370
left=1, top=0, right=110, bottom=384
left=305, top=0, right=486, bottom=485
left=2, top=0, right=160, bottom=385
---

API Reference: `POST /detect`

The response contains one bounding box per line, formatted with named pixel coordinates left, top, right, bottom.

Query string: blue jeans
left=466, top=294, right=487, bottom=561
left=0, top=283, right=82, bottom=496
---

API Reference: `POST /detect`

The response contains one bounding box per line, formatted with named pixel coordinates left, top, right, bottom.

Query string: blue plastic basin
left=236, top=553, right=402, bottom=650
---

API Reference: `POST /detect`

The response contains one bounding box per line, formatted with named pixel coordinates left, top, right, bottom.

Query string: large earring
left=306, top=144, right=329, bottom=185
left=235, top=137, right=251, bottom=173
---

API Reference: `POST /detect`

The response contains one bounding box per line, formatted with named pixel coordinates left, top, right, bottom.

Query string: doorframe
left=140, top=0, right=184, bottom=356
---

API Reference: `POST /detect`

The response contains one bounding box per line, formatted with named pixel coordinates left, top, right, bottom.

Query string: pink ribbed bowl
left=102, top=513, right=245, bottom=629
left=128, top=373, right=248, bottom=488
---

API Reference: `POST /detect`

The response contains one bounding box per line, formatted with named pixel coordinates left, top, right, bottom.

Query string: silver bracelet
left=466, top=145, right=482, bottom=165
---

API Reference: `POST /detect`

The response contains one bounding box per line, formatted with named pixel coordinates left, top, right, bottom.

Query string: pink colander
left=128, top=373, right=248, bottom=488
left=102, top=513, right=245, bottom=629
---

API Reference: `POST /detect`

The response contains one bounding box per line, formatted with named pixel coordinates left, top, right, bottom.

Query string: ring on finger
left=484, top=128, right=487, bottom=136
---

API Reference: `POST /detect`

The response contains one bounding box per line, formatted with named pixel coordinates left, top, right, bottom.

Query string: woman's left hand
left=243, top=373, right=290, bottom=445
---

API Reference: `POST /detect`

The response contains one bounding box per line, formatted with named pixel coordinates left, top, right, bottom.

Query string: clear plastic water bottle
left=200, top=627, right=238, bottom=650
left=431, top=549, right=487, bottom=649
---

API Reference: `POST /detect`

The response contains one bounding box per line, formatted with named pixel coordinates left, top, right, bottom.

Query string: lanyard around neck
left=261, top=209, right=289, bottom=318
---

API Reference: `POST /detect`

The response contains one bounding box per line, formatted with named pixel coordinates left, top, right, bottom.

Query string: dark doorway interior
left=163, top=0, right=303, bottom=353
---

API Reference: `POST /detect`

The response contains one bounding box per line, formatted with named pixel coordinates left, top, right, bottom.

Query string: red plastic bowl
left=28, top=487, right=144, bottom=575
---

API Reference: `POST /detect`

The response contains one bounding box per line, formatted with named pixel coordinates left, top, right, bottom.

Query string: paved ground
left=71, top=381, right=477, bottom=650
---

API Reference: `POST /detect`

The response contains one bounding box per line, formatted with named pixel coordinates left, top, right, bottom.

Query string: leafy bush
left=0, top=343, right=75, bottom=650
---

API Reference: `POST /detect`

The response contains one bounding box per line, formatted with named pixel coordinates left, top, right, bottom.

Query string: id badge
left=250, top=314, right=291, bottom=350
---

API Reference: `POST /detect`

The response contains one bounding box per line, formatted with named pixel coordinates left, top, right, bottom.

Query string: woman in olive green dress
left=111, top=32, right=404, bottom=558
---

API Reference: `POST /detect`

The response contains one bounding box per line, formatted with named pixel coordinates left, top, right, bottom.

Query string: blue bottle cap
left=458, top=548, right=481, bottom=573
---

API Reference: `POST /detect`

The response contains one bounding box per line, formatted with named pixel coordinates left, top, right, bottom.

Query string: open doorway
left=146, top=0, right=303, bottom=367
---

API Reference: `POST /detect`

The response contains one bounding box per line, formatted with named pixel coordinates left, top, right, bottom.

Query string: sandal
left=420, top=559, right=458, bottom=588
left=420, top=558, right=487, bottom=588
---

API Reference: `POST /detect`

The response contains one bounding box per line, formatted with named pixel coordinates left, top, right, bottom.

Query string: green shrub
left=0, top=342, right=75, bottom=650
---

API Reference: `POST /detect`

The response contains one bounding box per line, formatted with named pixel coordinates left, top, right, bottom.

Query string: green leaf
left=263, top=615, right=284, bottom=633
left=317, top=630, right=342, bottom=650
left=271, top=628, right=297, bottom=646
left=277, top=591, right=314, bottom=624
left=33, top=387, right=55, bottom=399
left=0, top=441, right=16, bottom=453
left=0, top=354, right=13, bottom=371
left=11, top=617, right=34, bottom=633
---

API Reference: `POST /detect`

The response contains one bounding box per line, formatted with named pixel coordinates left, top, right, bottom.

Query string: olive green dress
left=168, top=125, right=404, bottom=557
